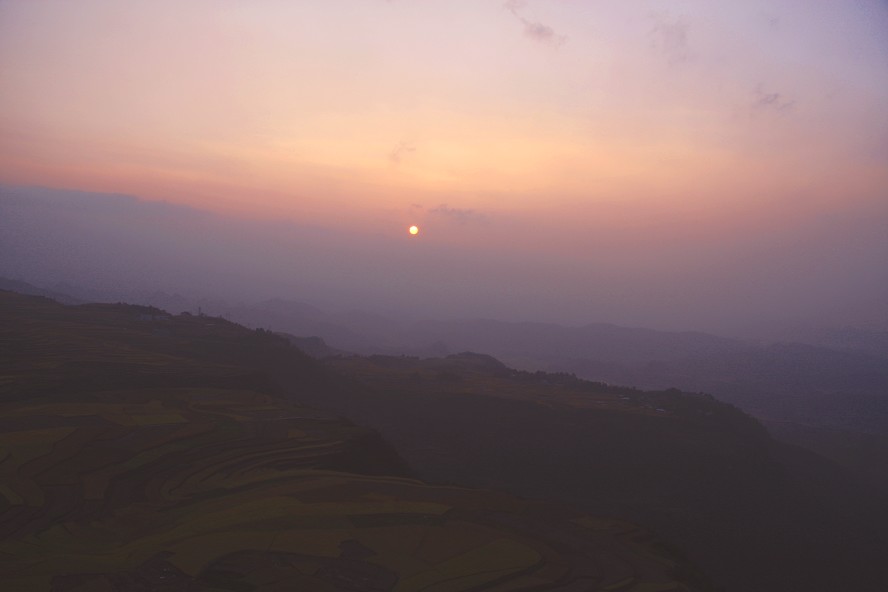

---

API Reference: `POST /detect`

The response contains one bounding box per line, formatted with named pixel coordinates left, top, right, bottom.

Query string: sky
left=1, top=0, right=887, bottom=335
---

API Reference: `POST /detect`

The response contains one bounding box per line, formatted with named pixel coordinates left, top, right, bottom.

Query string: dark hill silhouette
left=0, top=277, right=82, bottom=305
left=12, top=279, right=883, bottom=436
left=217, top=299, right=888, bottom=438
left=277, top=333, right=350, bottom=358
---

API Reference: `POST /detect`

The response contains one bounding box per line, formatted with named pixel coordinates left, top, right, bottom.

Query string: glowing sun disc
left=408, top=225, right=419, bottom=235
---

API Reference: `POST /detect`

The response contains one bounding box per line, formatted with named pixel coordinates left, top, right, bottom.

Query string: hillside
left=205, top=298, right=888, bottom=490
left=298, top=353, right=888, bottom=592
left=15, top=281, right=886, bottom=436
left=0, top=291, right=702, bottom=591
left=191, top=298, right=888, bottom=435
left=4, top=288, right=887, bottom=591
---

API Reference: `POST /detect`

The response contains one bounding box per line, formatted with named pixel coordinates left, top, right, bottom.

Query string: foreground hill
left=0, top=291, right=701, bottom=591
left=300, top=353, right=888, bottom=592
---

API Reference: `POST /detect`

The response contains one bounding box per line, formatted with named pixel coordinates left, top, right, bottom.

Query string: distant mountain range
left=6, top=277, right=887, bottom=417
left=6, top=277, right=888, bottom=488
left=5, top=277, right=887, bottom=434
left=0, top=277, right=83, bottom=305
left=217, top=297, right=888, bottom=436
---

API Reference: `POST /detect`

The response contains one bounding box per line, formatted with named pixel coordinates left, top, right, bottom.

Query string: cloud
left=648, top=14, right=692, bottom=64
left=752, top=86, right=795, bottom=113
left=522, top=21, right=564, bottom=46
left=504, top=1, right=567, bottom=47
left=389, top=141, right=416, bottom=164
left=429, top=204, right=488, bottom=224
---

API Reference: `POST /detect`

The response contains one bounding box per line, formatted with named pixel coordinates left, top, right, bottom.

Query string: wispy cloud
left=429, top=204, right=488, bottom=224
left=752, top=86, right=795, bottom=113
left=504, top=0, right=567, bottom=47
left=389, top=141, right=416, bottom=164
left=648, top=14, right=692, bottom=64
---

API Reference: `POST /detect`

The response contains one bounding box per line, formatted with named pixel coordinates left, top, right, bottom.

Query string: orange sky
left=1, top=1, right=887, bottom=331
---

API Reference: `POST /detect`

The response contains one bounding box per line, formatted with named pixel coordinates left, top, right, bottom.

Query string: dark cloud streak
left=504, top=0, right=566, bottom=47
left=429, top=204, right=487, bottom=224
left=389, top=141, right=416, bottom=164
left=648, top=14, right=692, bottom=64
left=752, top=86, right=796, bottom=113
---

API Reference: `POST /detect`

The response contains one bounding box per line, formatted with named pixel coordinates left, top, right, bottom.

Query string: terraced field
left=0, top=291, right=698, bottom=591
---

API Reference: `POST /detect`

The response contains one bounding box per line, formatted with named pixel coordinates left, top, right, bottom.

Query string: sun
left=408, top=225, right=419, bottom=235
